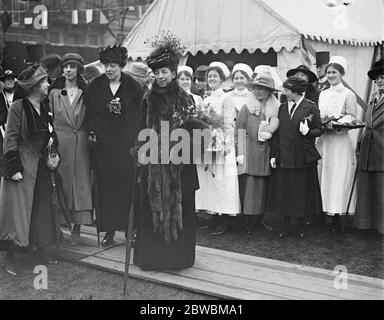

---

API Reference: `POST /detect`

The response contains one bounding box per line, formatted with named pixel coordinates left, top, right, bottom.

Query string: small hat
left=250, top=73, right=280, bottom=92
left=83, top=65, right=102, bottom=81
left=287, top=65, right=317, bottom=83
left=61, top=53, right=84, bottom=72
left=315, top=51, right=330, bottom=66
left=100, top=45, right=128, bottom=67
left=232, top=63, right=253, bottom=79
left=209, top=61, right=230, bottom=78
left=329, top=56, right=348, bottom=74
left=177, top=65, right=193, bottom=76
left=128, top=62, right=149, bottom=78
left=367, top=58, right=384, bottom=80
left=283, top=76, right=308, bottom=94
left=1, top=70, right=17, bottom=80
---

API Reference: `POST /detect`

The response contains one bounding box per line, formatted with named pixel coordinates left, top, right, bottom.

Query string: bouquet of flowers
left=107, top=97, right=122, bottom=118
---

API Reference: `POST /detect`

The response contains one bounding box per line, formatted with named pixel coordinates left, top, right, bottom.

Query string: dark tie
left=289, top=103, right=296, bottom=117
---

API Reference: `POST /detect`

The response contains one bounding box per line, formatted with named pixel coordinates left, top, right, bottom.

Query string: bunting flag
left=86, top=9, right=93, bottom=23
left=72, top=10, right=78, bottom=24
left=99, top=10, right=109, bottom=24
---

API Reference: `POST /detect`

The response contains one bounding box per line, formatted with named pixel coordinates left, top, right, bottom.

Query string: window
left=11, top=0, right=21, bottom=25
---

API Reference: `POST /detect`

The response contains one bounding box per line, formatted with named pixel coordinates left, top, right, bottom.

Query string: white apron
left=317, top=83, right=357, bottom=215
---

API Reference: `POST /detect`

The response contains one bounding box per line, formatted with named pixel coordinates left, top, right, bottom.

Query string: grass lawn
left=196, top=213, right=384, bottom=279
left=1, top=212, right=382, bottom=300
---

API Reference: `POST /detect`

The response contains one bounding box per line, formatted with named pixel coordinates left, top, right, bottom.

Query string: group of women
left=0, top=39, right=382, bottom=275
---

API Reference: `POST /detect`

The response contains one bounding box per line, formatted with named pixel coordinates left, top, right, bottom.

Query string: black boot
left=101, top=231, right=115, bottom=247
left=331, top=215, right=342, bottom=233
left=278, top=216, right=290, bottom=238
left=243, top=215, right=253, bottom=234
left=4, top=246, right=17, bottom=276
left=211, top=215, right=229, bottom=236
left=297, top=217, right=306, bottom=238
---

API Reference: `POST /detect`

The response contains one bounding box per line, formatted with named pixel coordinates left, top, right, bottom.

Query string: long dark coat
left=85, top=73, right=144, bottom=232
left=133, top=81, right=206, bottom=270
left=0, top=93, right=8, bottom=158
left=269, top=98, right=323, bottom=218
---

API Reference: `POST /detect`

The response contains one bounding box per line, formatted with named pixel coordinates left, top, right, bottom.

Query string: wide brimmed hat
left=177, top=65, right=193, bottom=76
left=83, top=65, right=102, bottom=81
left=232, top=63, right=253, bottom=79
left=315, top=51, right=330, bottom=66
left=128, top=62, right=149, bottom=78
left=283, top=76, right=308, bottom=94
left=209, top=61, right=230, bottom=78
left=329, top=56, right=348, bottom=74
left=16, top=66, right=48, bottom=92
left=287, top=65, right=317, bottom=83
left=249, top=73, right=280, bottom=92
left=368, top=58, right=384, bottom=80
left=61, top=53, right=84, bottom=72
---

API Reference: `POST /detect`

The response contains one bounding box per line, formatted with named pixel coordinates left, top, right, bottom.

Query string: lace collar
left=233, top=88, right=249, bottom=97
left=210, top=87, right=225, bottom=97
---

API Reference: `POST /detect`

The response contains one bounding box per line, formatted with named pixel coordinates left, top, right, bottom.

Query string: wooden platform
left=54, top=227, right=384, bottom=300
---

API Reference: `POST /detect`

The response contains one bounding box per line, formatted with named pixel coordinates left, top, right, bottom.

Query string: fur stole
left=145, top=81, right=193, bottom=243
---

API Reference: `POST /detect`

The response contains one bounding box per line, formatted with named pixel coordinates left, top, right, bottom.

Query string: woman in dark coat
left=0, top=65, right=63, bottom=276
left=269, top=76, right=323, bottom=238
left=133, top=39, right=208, bottom=270
left=85, top=46, right=144, bottom=246
left=354, top=59, right=384, bottom=234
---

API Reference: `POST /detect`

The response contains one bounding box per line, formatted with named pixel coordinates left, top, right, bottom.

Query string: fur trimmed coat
left=49, top=76, right=92, bottom=212
left=85, top=73, right=144, bottom=232
left=134, top=80, right=208, bottom=270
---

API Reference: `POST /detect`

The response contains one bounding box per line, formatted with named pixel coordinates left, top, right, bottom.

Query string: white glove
left=270, top=158, right=276, bottom=169
left=11, top=172, right=23, bottom=182
left=236, top=155, right=245, bottom=165
left=299, top=119, right=310, bottom=136
left=259, top=131, right=272, bottom=141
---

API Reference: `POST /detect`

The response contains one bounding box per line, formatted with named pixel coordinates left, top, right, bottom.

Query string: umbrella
left=123, top=154, right=139, bottom=295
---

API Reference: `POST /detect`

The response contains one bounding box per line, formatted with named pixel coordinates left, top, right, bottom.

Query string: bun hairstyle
left=326, top=63, right=345, bottom=76
left=206, top=66, right=226, bottom=82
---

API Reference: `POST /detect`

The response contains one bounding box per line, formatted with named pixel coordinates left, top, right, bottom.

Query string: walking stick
left=343, top=163, right=359, bottom=231
left=123, top=153, right=139, bottom=295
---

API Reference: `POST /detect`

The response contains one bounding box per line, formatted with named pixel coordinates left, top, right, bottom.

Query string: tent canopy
left=123, top=0, right=384, bottom=60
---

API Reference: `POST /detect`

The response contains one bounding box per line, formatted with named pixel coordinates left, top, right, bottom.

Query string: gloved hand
left=88, top=132, right=97, bottom=146
left=236, top=155, right=245, bottom=165
left=11, top=172, right=23, bottom=182
left=270, top=158, right=276, bottom=169
left=259, top=131, right=272, bottom=141
left=299, top=119, right=310, bottom=136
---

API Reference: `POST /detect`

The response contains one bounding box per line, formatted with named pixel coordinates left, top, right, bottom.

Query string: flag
left=86, top=9, right=93, bottom=23
left=99, top=10, right=108, bottom=24
left=1, top=11, right=12, bottom=32
left=72, top=10, right=79, bottom=24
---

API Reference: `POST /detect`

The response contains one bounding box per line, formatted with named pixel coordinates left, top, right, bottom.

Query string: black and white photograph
left=0, top=0, right=383, bottom=305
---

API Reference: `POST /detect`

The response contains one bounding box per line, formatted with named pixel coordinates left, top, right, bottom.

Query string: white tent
left=122, top=0, right=384, bottom=100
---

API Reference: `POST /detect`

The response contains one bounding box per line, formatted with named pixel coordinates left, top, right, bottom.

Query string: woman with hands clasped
left=269, top=76, right=323, bottom=238
left=235, top=73, right=279, bottom=234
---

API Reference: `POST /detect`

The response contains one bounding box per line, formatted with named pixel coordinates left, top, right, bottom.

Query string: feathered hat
left=145, top=31, right=185, bottom=72
left=99, top=45, right=128, bottom=67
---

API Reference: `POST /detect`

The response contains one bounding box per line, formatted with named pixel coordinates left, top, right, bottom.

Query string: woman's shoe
left=34, top=249, right=58, bottom=265
left=101, top=232, right=115, bottom=247
left=278, top=228, right=289, bottom=238
left=70, top=226, right=81, bottom=247
left=4, top=251, right=17, bottom=276
left=260, top=220, right=274, bottom=232
left=211, top=224, right=228, bottom=236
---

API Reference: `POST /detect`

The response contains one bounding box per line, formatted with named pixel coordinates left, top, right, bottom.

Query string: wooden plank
left=87, top=245, right=384, bottom=300
left=81, top=255, right=289, bottom=300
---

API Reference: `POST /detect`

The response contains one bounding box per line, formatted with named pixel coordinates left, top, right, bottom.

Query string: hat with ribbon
left=61, top=53, right=84, bottom=72
left=250, top=73, right=280, bottom=92
left=283, top=76, right=308, bottom=94
left=287, top=65, right=317, bottom=83
left=1, top=70, right=17, bottom=81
